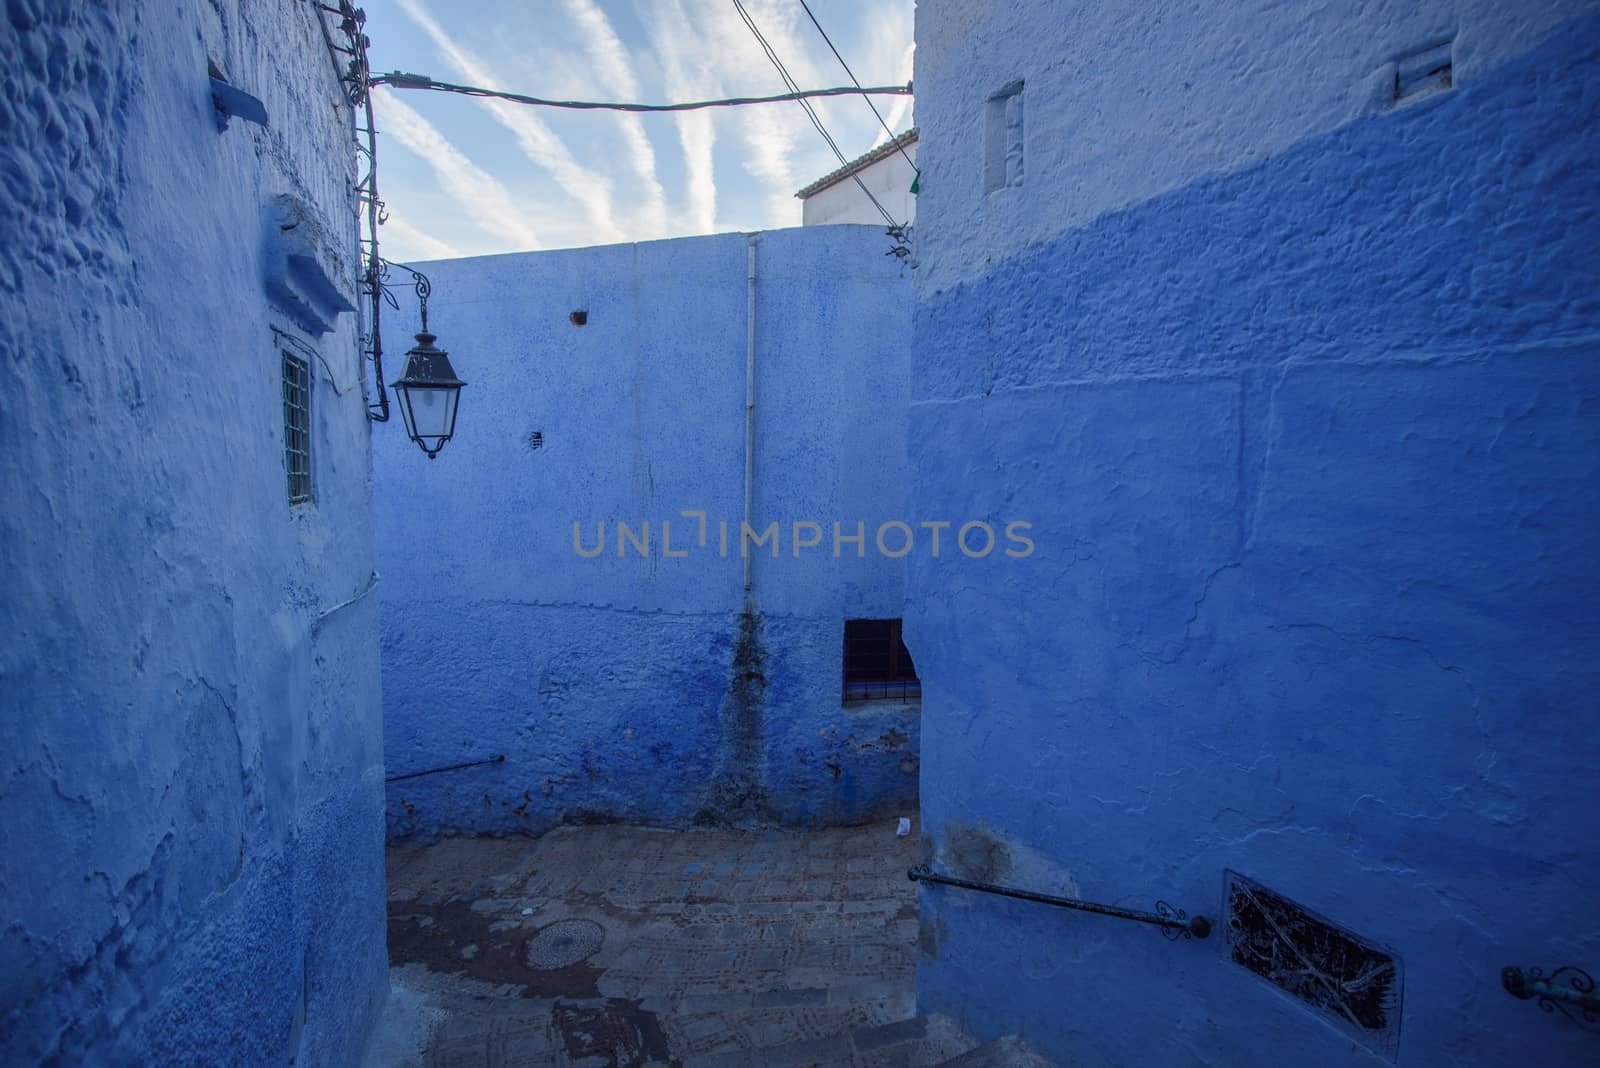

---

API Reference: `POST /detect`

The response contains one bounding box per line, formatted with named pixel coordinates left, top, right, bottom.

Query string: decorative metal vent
left=1224, top=871, right=1402, bottom=1058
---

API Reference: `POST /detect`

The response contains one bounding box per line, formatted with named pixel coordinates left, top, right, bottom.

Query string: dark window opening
left=843, top=618, right=920, bottom=703
left=282, top=351, right=311, bottom=505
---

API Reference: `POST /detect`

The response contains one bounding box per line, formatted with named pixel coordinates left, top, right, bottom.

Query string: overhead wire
left=797, top=0, right=918, bottom=180
left=728, top=0, right=901, bottom=229
left=370, top=73, right=912, bottom=113
left=318, top=0, right=917, bottom=267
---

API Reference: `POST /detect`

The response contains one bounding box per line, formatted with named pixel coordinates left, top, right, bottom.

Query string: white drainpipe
left=743, top=233, right=758, bottom=592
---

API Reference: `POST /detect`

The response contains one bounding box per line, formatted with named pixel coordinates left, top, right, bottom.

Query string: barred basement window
left=281, top=350, right=311, bottom=504
left=843, top=619, right=920, bottom=703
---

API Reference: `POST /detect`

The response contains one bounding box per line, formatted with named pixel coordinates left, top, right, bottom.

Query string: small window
left=282, top=350, right=311, bottom=504
left=843, top=619, right=920, bottom=703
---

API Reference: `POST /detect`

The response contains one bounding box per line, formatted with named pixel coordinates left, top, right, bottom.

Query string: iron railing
left=909, top=865, right=1211, bottom=940
left=385, top=754, right=506, bottom=784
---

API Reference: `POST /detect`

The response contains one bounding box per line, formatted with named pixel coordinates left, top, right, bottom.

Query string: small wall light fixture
left=381, top=261, right=466, bottom=459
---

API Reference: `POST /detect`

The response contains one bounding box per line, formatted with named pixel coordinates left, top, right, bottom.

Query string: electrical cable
left=729, top=0, right=901, bottom=229
left=370, top=72, right=912, bottom=113
left=311, top=0, right=392, bottom=422
left=273, top=326, right=361, bottom=396
left=797, top=0, right=918, bottom=179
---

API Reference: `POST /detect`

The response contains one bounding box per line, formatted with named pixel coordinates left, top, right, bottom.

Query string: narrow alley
left=368, top=822, right=1046, bottom=1067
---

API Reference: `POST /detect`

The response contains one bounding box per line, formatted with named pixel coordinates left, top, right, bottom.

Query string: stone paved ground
left=366, top=820, right=965, bottom=1068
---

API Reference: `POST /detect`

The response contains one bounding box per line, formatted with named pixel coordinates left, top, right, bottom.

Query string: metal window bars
left=282, top=351, right=312, bottom=504
left=843, top=678, right=922, bottom=703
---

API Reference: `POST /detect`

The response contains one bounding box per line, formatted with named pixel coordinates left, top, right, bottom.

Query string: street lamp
left=370, top=259, right=466, bottom=459
left=391, top=329, right=465, bottom=459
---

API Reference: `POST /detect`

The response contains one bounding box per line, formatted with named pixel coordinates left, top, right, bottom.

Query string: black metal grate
left=1224, top=871, right=1402, bottom=1059
left=282, top=351, right=312, bottom=504
left=843, top=618, right=920, bottom=703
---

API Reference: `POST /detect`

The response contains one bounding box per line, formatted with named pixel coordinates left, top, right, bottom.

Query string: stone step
left=934, top=1033, right=1057, bottom=1068
left=639, top=978, right=914, bottom=1018
left=678, top=1012, right=976, bottom=1068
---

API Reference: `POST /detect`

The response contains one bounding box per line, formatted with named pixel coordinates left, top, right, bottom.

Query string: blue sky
left=362, top=0, right=915, bottom=262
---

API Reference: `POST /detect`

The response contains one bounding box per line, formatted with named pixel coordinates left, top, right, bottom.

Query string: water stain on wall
left=941, top=822, right=1014, bottom=884
left=698, top=607, right=771, bottom=824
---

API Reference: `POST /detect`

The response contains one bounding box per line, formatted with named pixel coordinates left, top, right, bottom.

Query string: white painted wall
left=913, top=0, right=1593, bottom=291
left=801, top=141, right=919, bottom=227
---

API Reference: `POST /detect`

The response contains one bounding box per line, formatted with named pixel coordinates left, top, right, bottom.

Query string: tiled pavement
left=368, top=821, right=976, bottom=1068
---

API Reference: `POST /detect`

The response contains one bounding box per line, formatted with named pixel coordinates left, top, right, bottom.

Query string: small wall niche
left=984, top=80, right=1025, bottom=192
left=1393, top=40, right=1453, bottom=105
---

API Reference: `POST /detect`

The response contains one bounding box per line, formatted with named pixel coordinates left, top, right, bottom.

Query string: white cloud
left=688, top=0, right=895, bottom=227
left=561, top=0, right=669, bottom=239
left=637, top=0, right=723, bottom=235
left=379, top=214, right=466, bottom=262
left=395, top=0, right=627, bottom=244
left=691, top=0, right=814, bottom=226
left=368, top=0, right=915, bottom=244
left=376, top=91, right=545, bottom=251
left=875, top=38, right=916, bottom=146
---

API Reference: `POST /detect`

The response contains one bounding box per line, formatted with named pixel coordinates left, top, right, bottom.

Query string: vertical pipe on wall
left=743, top=233, right=759, bottom=592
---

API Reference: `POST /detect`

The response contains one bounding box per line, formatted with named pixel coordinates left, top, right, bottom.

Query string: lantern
left=390, top=330, right=465, bottom=458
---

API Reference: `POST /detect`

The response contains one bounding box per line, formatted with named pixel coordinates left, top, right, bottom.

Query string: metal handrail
left=385, top=754, right=506, bottom=784
left=908, top=865, right=1211, bottom=940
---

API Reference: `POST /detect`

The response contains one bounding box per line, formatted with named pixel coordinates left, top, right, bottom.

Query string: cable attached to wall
left=796, top=0, right=915, bottom=259
left=730, top=0, right=908, bottom=261
left=273, top=326, right=361, bottom=396
left=311, top=0, right=393, bottom=423
left=797, top=0, right=919, bottom=184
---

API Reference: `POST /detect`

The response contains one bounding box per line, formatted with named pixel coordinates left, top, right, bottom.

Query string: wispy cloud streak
left=562, top=0, right=668, bottom=238
left=396, top=0, right=626, bottom=244
left=876, top=41, right=916, bottom=146
left=695, top=0, right=871, bottom=226
left=380, top=214, right=467, bottom=262
left=639, top=0, right=721, bottom=234
left=377, top=91, right=544, bottom=250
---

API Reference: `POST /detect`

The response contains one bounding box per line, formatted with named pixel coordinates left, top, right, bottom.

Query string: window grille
left=282, top=351, right=312, bottom=504
left=843, top=618, right=920, bottom=703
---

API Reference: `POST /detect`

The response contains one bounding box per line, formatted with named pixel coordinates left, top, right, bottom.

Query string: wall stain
left=698, top=606, right=771, bottom=825
left=918, top=911, right=950, bottom=961
left=942, top=822, right=1014, bottom=884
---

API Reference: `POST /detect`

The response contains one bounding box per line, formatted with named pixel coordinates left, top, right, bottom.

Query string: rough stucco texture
left=0, top=3, right=387, bottom=1065
left=375, top=226, right=918, bottom=839
left=909, top=8, right=1599, bottom=1068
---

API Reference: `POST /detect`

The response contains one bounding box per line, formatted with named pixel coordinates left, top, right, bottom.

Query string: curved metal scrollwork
left=1503, top=965, right=1600, bottom=1032
left=1155, top=900, right=1191, bottom=941
left=368, top=258, right=434, bottom=331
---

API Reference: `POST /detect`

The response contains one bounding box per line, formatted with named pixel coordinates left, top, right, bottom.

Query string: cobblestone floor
left=368, top=821, right=942, bottom=1068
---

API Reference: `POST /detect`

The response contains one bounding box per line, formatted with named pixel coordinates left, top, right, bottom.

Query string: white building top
left=796, top=129, right=918, bottom=227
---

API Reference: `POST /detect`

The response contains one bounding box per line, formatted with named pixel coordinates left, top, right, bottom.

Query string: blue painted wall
left=0, top=3, right=387, bottom=1064
left=375, top=226, right=918, bottom=838
left=909, top=3, right=1599, bottom=1065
